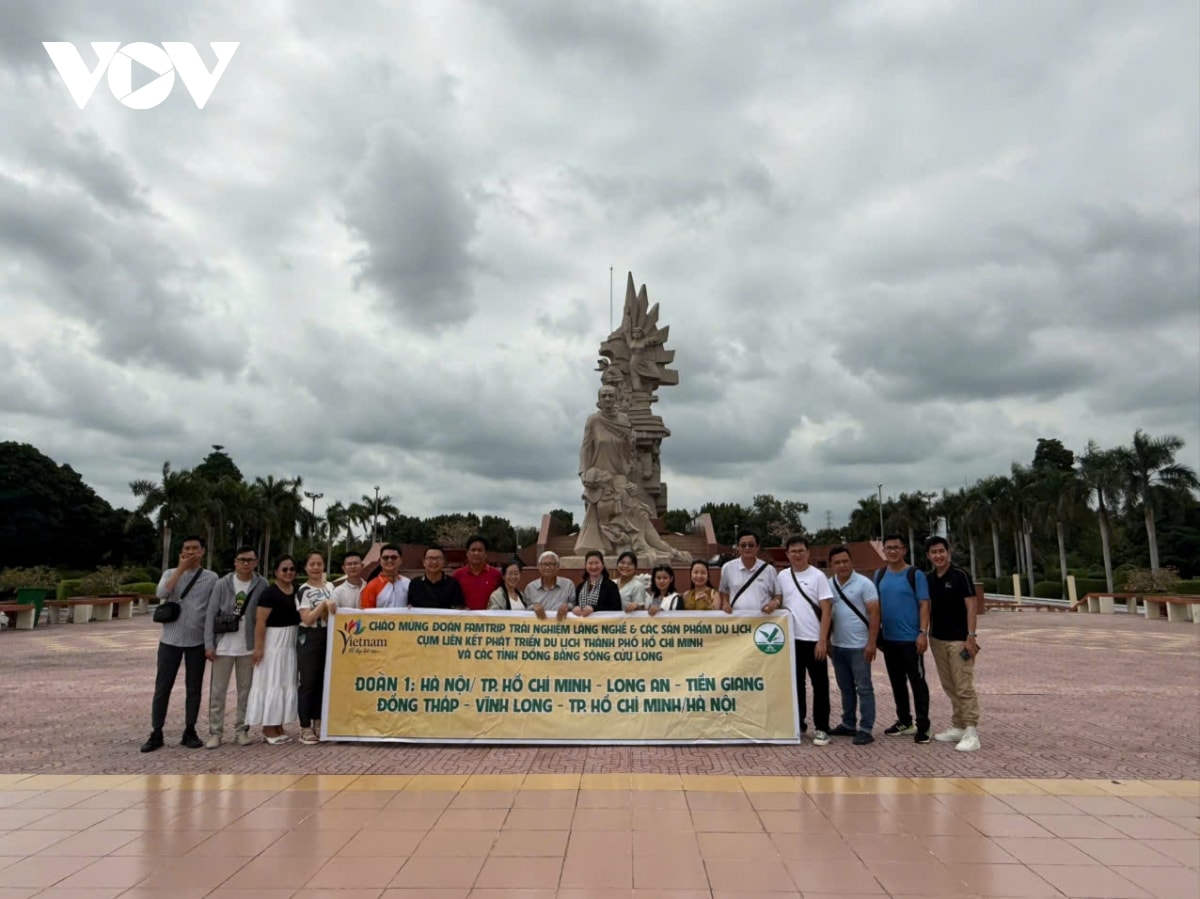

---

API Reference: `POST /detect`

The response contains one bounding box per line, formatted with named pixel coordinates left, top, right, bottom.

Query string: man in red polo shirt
left=452, top=535, right=503, bottom=611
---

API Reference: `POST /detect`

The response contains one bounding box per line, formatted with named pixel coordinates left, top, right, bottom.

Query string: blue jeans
left=831, top=645, right=875, bottom=733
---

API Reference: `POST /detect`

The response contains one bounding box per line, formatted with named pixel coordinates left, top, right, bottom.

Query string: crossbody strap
left=832, top=577, right=870, bottom=627
left=177, top=569, right=203, bottom=601
left=730, top=562, right=769, bottom=608
left=788, top=569, right=824, bottom=618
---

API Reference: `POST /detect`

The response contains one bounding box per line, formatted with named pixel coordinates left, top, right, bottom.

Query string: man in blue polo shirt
left=876, top=534, right=932, bottom=743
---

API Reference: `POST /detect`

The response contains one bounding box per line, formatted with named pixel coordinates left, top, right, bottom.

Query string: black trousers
left=879, top=638, right=930, bottom=732
left=151, top=642, right=205, bottom=732
left=793, top=640, right=830, bottom=733
left=297, top=628, right=327, bottom=727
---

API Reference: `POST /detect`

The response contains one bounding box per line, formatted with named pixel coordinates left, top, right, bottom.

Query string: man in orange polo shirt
left=452, top=535, right=502, bottom=611
left=360, top=544, right=410, bottom=609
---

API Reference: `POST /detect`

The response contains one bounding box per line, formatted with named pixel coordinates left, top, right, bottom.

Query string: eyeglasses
left=235, top=557, right=256, bottom=563
left=381, top=554, right=400, bottom=561
left=278, top=567, right=295, bottom=573
left=738, top=542, right=757, bottom=549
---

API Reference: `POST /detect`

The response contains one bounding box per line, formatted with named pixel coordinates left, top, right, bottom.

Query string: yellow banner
left=322, top=610, right=799, bottom=743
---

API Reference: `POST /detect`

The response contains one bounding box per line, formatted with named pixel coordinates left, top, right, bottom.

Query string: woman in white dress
left=488, top=560, right=527, bottom=610
left=246, top=555, right=300, bottom=745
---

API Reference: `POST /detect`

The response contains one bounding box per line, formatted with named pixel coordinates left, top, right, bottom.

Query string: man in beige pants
left=924, top=536, right=981, bottom=752
left=203, top=547, right=266, bottom=748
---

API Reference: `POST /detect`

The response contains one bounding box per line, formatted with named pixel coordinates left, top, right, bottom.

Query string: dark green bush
left=1169, top=580, right=1200, bottom=596
left=119, top=582, right=159, bottom=595
left=1033, top=580, right=1063, bottom=599
left=56, top=579, right=84, bottom=600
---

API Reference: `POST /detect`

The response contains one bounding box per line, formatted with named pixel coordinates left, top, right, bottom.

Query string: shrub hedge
left=119, top=582, right=159, bottom=595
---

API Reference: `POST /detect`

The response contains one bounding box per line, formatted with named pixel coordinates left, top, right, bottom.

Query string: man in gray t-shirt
left=141, top=535, right=217, bottom=753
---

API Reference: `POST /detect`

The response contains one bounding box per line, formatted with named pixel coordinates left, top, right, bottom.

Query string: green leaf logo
left=754, top=623, right=784, bottom=654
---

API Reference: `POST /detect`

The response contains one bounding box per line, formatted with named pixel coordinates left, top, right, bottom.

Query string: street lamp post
left=372, top=485, right=380, bottom=546
left=304, top=491, right=323, bottom=520
left=877, top=484, right=884, bottom=541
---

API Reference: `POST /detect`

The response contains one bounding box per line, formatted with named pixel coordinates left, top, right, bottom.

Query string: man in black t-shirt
left=924, top=536, right=981, bottom=752
left=408, top=545, right=466, bottom=609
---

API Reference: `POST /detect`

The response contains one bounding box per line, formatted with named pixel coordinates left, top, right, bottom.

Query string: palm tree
left=253, top=475, right=302, bottom=571
left=325, top=501, right=350, bottom=564
left=361, top=493, right=398, bottom=545
left=1080, top=441, right=1125, bottom=592
left=1031, top=466, right=1086, bottom=593
left=973, top=475, right=1007, bottom=582
left=886, top=491, right=934, bottom=563
left=1008, top=464, right=1040, bottom=597
left=1121, top=430, right=1200, bottom=572
left=130, top=462, right=198, bottom=573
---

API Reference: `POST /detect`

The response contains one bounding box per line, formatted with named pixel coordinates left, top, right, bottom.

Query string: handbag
left=153, top=569, right=202, bottom=624
left=214, top=583, right=259, bottom=634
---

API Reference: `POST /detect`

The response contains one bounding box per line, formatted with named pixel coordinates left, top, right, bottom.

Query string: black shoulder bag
left=214, top=582, right=259, bottom=634
left=729, top=562, right=770, bottom=609
left=154, top=569, right=202, bottom=624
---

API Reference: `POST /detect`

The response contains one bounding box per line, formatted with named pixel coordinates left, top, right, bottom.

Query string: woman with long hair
left=488, top=559, right=527, bottom=610
left=647, top=563, right=681, bottom=614
left=614, top=550, right=648, bottom=612
left=246, top=555, right=300, bottom=744
left=682, top=560, right=728, bottom=612
left=574, top=549, right=621, bottom=616
left=295, top=551, right=336, bottom=745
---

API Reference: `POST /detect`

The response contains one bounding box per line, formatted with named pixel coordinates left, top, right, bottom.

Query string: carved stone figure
left=574, top=274, right=687, bottom=564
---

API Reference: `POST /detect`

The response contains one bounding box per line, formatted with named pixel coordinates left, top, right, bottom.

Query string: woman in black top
left=246, top=556, right=301, bottom=744
left=574, top=550, right=621, bottom=616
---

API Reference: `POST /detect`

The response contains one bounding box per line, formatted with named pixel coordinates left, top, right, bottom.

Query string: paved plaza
left=0, top=610, right=1196, bottom=896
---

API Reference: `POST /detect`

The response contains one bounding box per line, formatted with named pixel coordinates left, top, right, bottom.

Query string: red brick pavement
left=2, top=611, right=1196, bottom=778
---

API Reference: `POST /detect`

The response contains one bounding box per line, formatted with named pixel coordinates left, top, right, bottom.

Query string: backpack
left=873, top=566, right=918, bottom=595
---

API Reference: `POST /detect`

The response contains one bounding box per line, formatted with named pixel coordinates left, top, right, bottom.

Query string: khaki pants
left=929, top=638, right=979, bottom=728
left=208, top=654, right=254, bottom=736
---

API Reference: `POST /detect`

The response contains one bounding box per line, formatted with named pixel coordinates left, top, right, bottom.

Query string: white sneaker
left=204, top=734, right=221, bottom=749
left=934, top=727, right=966, bottom=743
left=811, top=730, right=831, bottom=746
left=955, top=726, right=981, bottom=752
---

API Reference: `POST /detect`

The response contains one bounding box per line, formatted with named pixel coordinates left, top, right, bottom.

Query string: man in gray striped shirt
left=141, top=535, right=218, bottom=753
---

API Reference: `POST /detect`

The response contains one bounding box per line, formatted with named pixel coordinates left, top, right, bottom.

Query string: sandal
left=299, top=728, right=319, bottom=745
left=265, top=734, right=292, bottom=745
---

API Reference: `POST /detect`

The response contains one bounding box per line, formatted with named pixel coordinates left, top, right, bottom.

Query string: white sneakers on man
left=934, top=727, right=965, bottom=743
left=955, top=726, right=981, bottom=752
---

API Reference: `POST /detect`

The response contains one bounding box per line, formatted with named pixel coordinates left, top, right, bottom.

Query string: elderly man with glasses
left=360, top=544, right=411, bottom=609
left=202, top=546, right=268, bottom=748
left=524, top=551, right=575, bottom=620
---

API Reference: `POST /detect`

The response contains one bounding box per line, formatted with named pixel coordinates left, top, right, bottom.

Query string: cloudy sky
left=2, top=0, right=1197, bottom=533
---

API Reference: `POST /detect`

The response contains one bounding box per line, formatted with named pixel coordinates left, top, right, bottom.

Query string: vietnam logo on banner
left=320, top=611, right=800, bottom=744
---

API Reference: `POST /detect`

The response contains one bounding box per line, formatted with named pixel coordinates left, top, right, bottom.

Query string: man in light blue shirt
left=827, top=545, right=880, bottom=745
left=875, top=534, right=931, bottom=743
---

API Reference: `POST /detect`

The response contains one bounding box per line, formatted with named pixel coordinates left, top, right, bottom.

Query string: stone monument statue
left=574, top=274, right=687, bottom=564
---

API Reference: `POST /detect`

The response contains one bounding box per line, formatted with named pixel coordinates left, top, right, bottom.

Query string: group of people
left=141, top=537, right=362, bottom=751
left=142, top=531, right=981, bottom=752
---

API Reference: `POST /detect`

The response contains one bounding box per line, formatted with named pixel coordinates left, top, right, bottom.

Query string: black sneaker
left=914, top=730, right=931, bottom=745
left=180, top=729, right=204, bottom=749
left=829, top=724, right=857, bottom=738
left=884, top=721, right=917, bottom=736
left=140, top=731, right=164, bottom=753
left=853, top=731, right=874, bottom=745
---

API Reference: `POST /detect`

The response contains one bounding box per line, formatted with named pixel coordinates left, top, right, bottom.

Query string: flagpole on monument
left=609, top=265, right=614, bottom=331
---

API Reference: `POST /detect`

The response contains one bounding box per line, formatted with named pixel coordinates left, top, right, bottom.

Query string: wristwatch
left=967, top=632, right=977, bottom=637
left=918, top=629, right=928, bottom=636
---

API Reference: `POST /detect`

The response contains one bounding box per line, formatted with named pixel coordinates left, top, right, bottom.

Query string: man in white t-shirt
left=773, top=536, right=833, bottom=746
left=203, top=546, right=267, bottom=748
left=718, top=529, right=780, bottom=615
left=331, top=551, right=366, bottom=609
